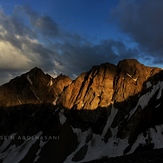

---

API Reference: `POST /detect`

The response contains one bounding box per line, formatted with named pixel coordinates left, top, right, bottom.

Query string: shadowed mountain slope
left=0, top=59, right=163, bottom=163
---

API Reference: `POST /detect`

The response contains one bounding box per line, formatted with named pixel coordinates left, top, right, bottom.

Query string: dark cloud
left=14, top=5, right=59, bottom=38
left=0, top=70, right=23, bottom=85
left=53, top=39, right=138, bottom=78
left=111, top=0, right=163, bottom=64
left=0, top=4, right=139, bottom=85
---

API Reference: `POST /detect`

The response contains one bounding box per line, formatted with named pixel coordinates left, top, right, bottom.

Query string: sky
left=0, top=0, right=163, bottom=85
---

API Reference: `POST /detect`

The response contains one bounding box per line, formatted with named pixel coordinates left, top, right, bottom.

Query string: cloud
left=0, top=6, right=58, bottom=84
left=53, top=39, right=138, bottom=78
left=111, top=0, right=163, bottom=64
left=0, top=41, right=31, bottom=70
left=0, top=4, right=139, bottom=85
left=0, top=70, right=22, bottom=85
left=14, top=5, right=59, bottom=38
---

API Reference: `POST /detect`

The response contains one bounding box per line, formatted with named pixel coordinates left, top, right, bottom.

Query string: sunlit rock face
left=0, top=67, right=71, bottom=107
left=57, top=62, right=117, bottom=110
left=57, top=59, right=161, bottom=110
left=113, top=59, right=161, bottom=103
left=0, top=59, right=161, bottom=110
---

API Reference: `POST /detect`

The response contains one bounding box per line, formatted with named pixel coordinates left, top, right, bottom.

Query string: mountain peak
left=0, top=67, right=71, bottom=106
left=57, top=59, right=162, bottom=110
left=57, top=61, right=118, bottom=110
left=31, top=67, right=41, bottom=71
left=119, top=58, right=140, bottom=64
left=118, top=59, right=143, bottom=72
left=27, top=67, right=44, bottom=75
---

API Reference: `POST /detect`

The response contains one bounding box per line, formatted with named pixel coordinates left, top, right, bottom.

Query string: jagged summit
left=57, top=61, right=117, bottom=109
left=0, top=67, right=71, bottom=107
left=28, top=66, right=43, bottom=72
left=0, top=59, right=161, bottom=108
left=57, top=59, right=161, bottom=109
left=26, top=67, right=45, bottom=77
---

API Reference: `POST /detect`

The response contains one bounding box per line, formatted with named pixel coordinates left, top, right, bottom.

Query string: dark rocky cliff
left=0, top=67, right=71, bottom=106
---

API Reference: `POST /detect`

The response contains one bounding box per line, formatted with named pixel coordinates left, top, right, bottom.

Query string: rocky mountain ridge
left=0, top=67, right=71, bottom=106
left=0, top=59, right=163, bottom=163
left=57, top=59, right=161, bottom=110
left=0, top=59, right=161, bottom=110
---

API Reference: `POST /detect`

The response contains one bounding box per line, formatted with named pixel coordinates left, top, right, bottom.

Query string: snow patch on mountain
left=150, top=125, right=163, bottom=149
left=102, top=105, right=118, bottom=137
left=27, top=75, right=33, bottom=85
left=47, top=78, right=53, bottom=86
left=129, top=81, right=163, bottom=119
left=53, top=97, right=58, bottom=105
left=126, top=73, right=138, bottom=82
left=65, top=111, right=130, bottom=163
left=66, top=124, right=163, bottom=162
left=0, top=132, right=42, bottom=163
left=59, top=109, right=67, bottom=125
left=126, top=73, right=132, bottom=78
left=146, top=81, right=152, bottom=88
left=17, top=95, right=22, bottom=104
left=157, top=87, right=162, bottom=100
left=30, top=87, right=41, bottom=102
left=80, top=125, right=129, bottom=162
left=33, top=140, right=47, bottom=162
left=0, top=133, right=16, bottom=153
left=128, top=124, right=163, bottom=154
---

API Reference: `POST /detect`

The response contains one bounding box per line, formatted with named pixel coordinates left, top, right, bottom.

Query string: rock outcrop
left=57, top=62, right=117, bottom=110
left=113, top=59, right=160, bottom=103
left=0, top=67, right=71, bottom=107
left=57, top=59, right=161, bottom=110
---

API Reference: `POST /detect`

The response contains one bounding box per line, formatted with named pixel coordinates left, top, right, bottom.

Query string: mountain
left=0, top=67, right=71, bottom=106
left=57, top=59, right=161, bottom=109
left=0, top=59, right=163, bottom=163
